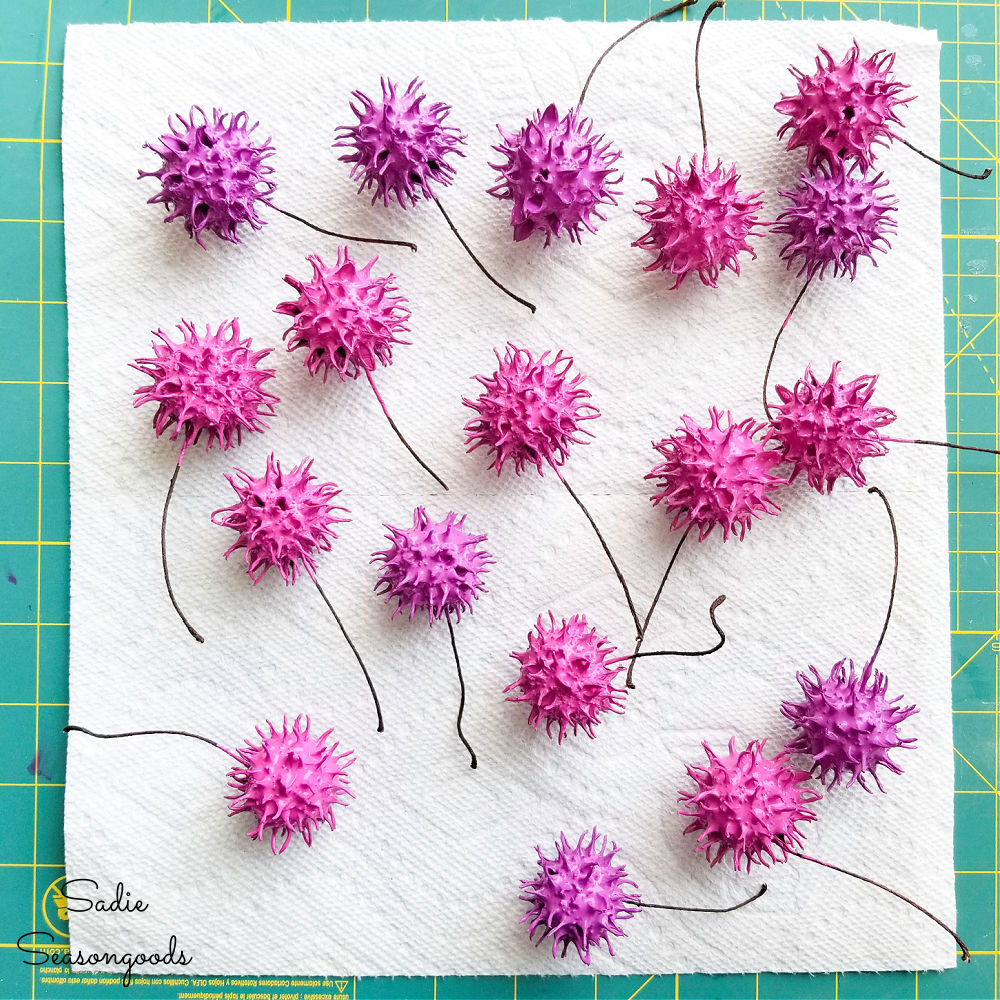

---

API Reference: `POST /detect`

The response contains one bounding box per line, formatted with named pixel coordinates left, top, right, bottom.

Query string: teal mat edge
left=0, top=1, right=997, bottom=998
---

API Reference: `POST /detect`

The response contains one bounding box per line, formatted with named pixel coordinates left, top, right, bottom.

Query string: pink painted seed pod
left=770, top=362, right=897, bottom=493
left=679, top=738, right=821, bottom=870
left=775, top=41, right=912, bottom=172
left=276, top=249, right=411, bottom=382
left=633, top=155, right=765, bottom=289
left=506, top=613, right=626, bottom=742
left=213, top=458, right=383, bottom=732
left=132, top=318, right=278, bottom=642
left=226, top=715, right=355, bottom=854
left=463, top=344, right=599, bottom=476
left=211, top=453, right=349, bottom=585
left=520, top=829, right=640, bottom=964
left=647, top=409, right=787, bottom=541
left=131, top=318, right=278, bottom=464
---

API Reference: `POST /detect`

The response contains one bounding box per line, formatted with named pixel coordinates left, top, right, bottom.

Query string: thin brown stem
left=866, top=487, right=898, bottom=666
left=432, top=196, right=536, bottom=314
left=626, top=525, right=692, bottom=688
left=789, top=848, right=970, bottom=962
left=898, top=137, right=992, bottom=180
left=577, top=0, right=699, bottom=108
left=267, top=203, right=417, bottom=252
left=694, top=0, right=725, bottom=153
left=556, top=469, right=642, bottom=638
left=883, top=436, right=1000, bottom=458
left=638, top=882, right=766, bottom=913
left=446, top=609, right=477, bottom=770
left=365, top=369, right=448, bottom=491
left=64, top=724, right=222, bottom=752
left=162, top=459, right=204, bottom=643
left=607, top=595, right=726, bottom=665
left=314, top=578, right=384, bottom=733
left=763, top=278, right=811, bottom=421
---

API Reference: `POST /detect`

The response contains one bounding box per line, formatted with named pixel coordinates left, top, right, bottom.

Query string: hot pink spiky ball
left=633, top=155, right=765, bottom=288
left=463, top=344, right=599, bottom=476
left=506, top=613, right=626, bottom=743
left=275, top=249, right=411, bottom=382
left=211, top=454, right=350, bottom=585
left=781, top=659, right=918, bottom=792
left=520, top=829, right=641, bottom=964
left=774, top=165, right=897, bottom=281
left=225, top=715, right=355, bottom=855
left=775, top=42, right=912, bottom=171
left=770, top=363, right=897, bottom=493
left=679, top=738, right=821, bottom=870
left=335, top=77, right=466, bottom=208
left=139, top=107, right=276, bottom=247
left=372, top=507, right=493, bottom=624
left=647, top=409, right=786, bottom=541
left=131, top=318, right=278, bottom=463
left=488, top=104, right=623, bottom=245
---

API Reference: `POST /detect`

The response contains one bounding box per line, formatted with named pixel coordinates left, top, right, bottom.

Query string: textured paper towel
left=63, top=18, right=955, bottom=976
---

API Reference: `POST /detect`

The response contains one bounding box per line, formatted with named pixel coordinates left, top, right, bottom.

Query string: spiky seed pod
left=138, top=107, right=276, bottom=247
left=774, top=164, right=897, bottom=281
left=463, top=344, right=599, bottom=476
left=211, top=454, right=350, bottom=585
left=226, top=715, right=355, bottom=855
left=520, top=829, right=641, bottom=964
left=679, top=738, right=821, bottom=871
left=781, top=659, right=918, bottom=791
left=770, top=362, right=897, bottom=493
left=131, top=318, right=278, bottom=463
left=506, top=613, right=626, bottom=742
left=633, top=155, right=765, bottom=288
left=275, top=249, right=412, bottom=382
left=488, top=104, right=623, bottom=246
left=647, top=408, right=787, bottom=541
left=775, top=42, right=912, bottom=171
left=335, top=77, right=466, bottom=208
left=371, top=507, right=493, bottom=624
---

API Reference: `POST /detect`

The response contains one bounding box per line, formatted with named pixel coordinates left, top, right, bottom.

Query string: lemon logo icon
left=42, top=876, right=70, bottom=939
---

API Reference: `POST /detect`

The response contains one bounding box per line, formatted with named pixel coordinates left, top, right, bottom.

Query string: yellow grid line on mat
left=30, top=5, right=53, bottom=1000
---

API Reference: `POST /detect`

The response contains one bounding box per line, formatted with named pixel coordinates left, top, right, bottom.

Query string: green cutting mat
left=0, top=0, right=996, bottom=997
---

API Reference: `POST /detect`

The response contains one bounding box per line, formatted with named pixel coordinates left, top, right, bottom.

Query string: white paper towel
left=62, top=18, right=955, bottom=976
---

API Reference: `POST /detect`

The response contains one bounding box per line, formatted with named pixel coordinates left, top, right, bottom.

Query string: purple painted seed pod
left=371, top=507, right=493, bottom=624
left=520, top=829, right=641, bottom=964
left=781, top=659, right=918, bottom=791
left=139, top=107, right=276, bottom=247
left=488, top=104, right=623, bottom=245
left=335, top=77, right=466, bottom=208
